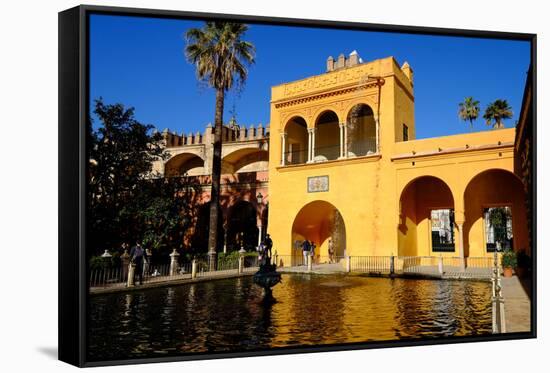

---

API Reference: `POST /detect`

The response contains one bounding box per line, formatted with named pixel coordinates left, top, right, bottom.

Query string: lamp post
left=256, top=192, right=264, bottom=248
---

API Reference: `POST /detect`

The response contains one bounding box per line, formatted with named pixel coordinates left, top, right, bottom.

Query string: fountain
left=253, top=235, right=281, bottom=302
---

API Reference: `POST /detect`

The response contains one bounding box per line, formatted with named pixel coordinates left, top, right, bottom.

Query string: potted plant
left=516, top=249, right=531, bottom=278
left=501, top=248, right=517, bottom=277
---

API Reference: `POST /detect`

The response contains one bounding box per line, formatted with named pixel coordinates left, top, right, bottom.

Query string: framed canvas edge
left=57, top=4, right=538, bottom=368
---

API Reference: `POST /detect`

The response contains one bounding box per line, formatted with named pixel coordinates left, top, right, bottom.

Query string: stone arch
left=164, top=152, right=205, bottom=177
left=291, top=200, right=346, bottom=264
left=463, top=169, right=528, bottom=257
left=283, top=116, right=308, bottom=165
left=222, top=148, right=269, bottom=174
left=346, top=103, right=377, bottom=157
left=314, top=110, right=340, bottom=161
left=398, top=176, right=455, bottom=256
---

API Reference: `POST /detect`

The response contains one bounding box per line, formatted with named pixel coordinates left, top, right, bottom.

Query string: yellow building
left=268, top=53, right=528, bottom=266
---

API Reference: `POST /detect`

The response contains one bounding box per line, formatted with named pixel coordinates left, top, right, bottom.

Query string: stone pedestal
left=346, top=256, right=351, bottom=273
left=191, top=259, right=197, bottom=279
left=238, top=255, right=244, bottom=274
left=120, top=250, right=130, bottom=282
left=169, top=249, right=180, bottom=276
left=127, top=263, right=135, bottom=287
left=438, top=256, right=444, bottom=275
left=307, top=255, right=312, bottom=272
left=390, top=255, right=395, bottom=275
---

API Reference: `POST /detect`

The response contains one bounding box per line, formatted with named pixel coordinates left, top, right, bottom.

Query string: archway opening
left=291, top=200, right=346, bottom=264
left=398, top=176, right=455, bottom=257
left=284, top=116, right=308, bottom=165
left=315, top=111, right=340, bottom=161
left=189, top=202, right=224, bottom=254
left=165, top=153, right=205, bottom=177
left=226, top=200, right=258, bottom=252
left=346, top=103, right=376, bottom=157
left=464, top=169, right=528, bottom=257
left=222, top=149, right=269, bottom=174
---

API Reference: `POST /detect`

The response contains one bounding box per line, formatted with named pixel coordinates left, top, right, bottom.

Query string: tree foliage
left=458, top=96, right=480, bottom=130
left=88, top=99, right=199, bottom=257
left=483, top=99, right=513, bottom=129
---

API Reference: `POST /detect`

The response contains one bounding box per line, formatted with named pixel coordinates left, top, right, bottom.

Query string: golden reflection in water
left=88, top=274, right=492, bottom=361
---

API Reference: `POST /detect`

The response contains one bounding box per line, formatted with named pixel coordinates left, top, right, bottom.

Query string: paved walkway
left=501, top=276, right=531, bottom=333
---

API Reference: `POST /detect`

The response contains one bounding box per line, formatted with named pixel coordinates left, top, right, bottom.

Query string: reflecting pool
left=88, top=274, right=492, bottom=361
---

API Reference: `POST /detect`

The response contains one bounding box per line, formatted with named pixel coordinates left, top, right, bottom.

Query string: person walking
left=310, top=242, right=316, bottom=264
left=130, top=241, right=148, bottom=285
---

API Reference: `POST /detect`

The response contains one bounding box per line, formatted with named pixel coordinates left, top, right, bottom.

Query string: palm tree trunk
left=207, top=88, right=224, bottom=271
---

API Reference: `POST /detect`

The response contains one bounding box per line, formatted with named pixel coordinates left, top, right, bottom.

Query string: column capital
left=339, top=122, right=346, bottom=128
left=307, top=127, right=316, bottom=133
left=280, top=131, right=287, bottom=137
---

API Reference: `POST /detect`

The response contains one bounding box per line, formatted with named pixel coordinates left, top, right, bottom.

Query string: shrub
left=501, top=248, right=518, bottom=269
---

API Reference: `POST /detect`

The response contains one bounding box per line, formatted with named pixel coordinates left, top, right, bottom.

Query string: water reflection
left=88, top=274, right=492, bottom=361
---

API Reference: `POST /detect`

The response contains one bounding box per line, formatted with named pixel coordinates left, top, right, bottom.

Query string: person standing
left=301, top=239, right=310, bottom=266
left=130, top=242, right=147, bottom=285
left=328, top=239, right=335, bottom=263
left=310, top=242, right=316, bottom=264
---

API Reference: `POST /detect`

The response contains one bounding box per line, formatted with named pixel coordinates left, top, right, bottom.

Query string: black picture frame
left=59, top=4, right=537, bottom=367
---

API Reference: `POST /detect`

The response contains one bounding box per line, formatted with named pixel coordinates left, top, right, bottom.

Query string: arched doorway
left=314, top=110, right=340, bottom=161
left=226, top=201, right=258, bottom=252
left=398, top=176, right=455, bottom=257
left=463, top=169, right=528, bottom=257
left=346, top=103, right=376, bottom=156
left=284, top=116, right=308, bottom=165
left=291, top=200, right=346, bottom=264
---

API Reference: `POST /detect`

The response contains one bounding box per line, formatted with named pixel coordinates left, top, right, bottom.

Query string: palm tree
left=458, top=97, right=480, bottom=130
left=185, top=22, right=255, bottom=270
left=483, top=99, right=513, bottom=129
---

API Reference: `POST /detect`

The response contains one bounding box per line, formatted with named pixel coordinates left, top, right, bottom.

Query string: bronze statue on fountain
left=253, top=234, right=281, bottom=302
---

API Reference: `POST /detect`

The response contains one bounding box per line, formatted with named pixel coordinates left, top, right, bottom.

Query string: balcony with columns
left=279, top=104, right=379, bottom=168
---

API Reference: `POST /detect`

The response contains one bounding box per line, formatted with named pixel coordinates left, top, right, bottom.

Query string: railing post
left=390, top=255, right=395, bottom=275
left=191, top=259, right=197, bottom=279
left=120, top=249, right=130, bottom=282
left=127, top=263, right=135, bottom=287
left=169, top=249, right=180, bottom=276
left=238, top=254, right=244, bottom=274
left=307, top=254, right=312, bottom=272
left=438, top=255, right=444, bottom=276
left=274, top=253, right=278, bottom=267
left=346, top=255, right=351, bottom=273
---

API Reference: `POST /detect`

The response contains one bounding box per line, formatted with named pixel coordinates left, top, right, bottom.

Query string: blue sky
left=89, top=14, right=530, bottom=139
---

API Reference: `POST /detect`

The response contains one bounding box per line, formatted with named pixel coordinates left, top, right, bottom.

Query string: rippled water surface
left=88, top=274, right=492, bottom=361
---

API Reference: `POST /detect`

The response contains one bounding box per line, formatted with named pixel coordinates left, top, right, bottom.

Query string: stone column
left=257, top=225, right=263, bottom=247
left=191, top=259, right=197, bottom=279
left=120, top=249, right=130, bottom=282
left=375, top=116, right=380, bottom=153
left=280, top=132, right=287, bottom=166
left=346, top=255, right=351, bottom=273
left=127, top=263, right=135, bottom=287
left=307, top=255, right=312, bottom=272
left=238, top=251, right=245, bottom=274
left=438, top=255, right=444, bottom=276
left=457, top=222, right=465, bottom=271
left=389, top=255, right=395, bottom=275
left=311, top=127, right=316, bottom=161
left=338, top=123, right=345, bottom=159
left=307, top=129, right=313, bottom=162
left=169, top=249, right=180, bottom=276
left=343, top=123, right=348, bottom=158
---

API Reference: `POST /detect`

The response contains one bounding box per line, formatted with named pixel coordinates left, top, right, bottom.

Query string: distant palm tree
left=483, top=99, right=513, bottom=129
left=458, top=97, right=480, bottom=130
left=185, top=22, right=255, bottom=270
